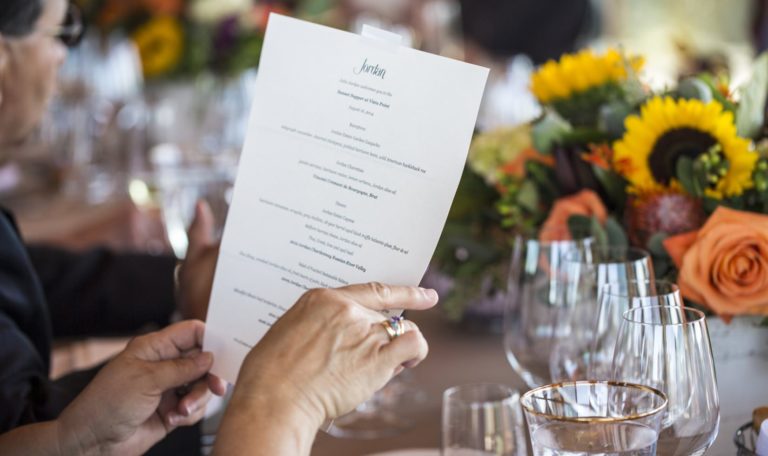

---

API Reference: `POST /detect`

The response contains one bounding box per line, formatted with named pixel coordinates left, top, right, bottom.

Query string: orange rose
left=664, top=206, right=768, bottom=318
left=540, top=189, right=607, bottom=241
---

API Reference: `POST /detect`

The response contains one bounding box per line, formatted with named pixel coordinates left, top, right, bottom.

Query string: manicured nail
left=420, top=288, right=438, bottom=301
left=168, top=413, right=181, bottom=425
left=195, top=352, right=213, bottom=367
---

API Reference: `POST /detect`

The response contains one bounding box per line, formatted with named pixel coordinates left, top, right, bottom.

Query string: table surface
left=311, top=307, right=526, bottom=456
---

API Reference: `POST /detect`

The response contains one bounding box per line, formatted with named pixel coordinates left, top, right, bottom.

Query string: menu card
left=204, top=14, right=488, bottom=383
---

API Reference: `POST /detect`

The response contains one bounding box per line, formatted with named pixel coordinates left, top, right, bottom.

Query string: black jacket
left=0, top=209, right=176, bottom=430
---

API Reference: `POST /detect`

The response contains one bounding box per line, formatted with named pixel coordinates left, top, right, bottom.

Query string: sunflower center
left=649, top=128, right=717, bottom=185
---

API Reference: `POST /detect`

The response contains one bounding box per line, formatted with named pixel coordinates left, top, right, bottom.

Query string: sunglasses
left=51, top=2, right=85, bottom=47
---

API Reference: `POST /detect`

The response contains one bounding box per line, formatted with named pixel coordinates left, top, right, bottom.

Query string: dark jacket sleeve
left=0, top=312, right=97, bottom=430
left=25, top=245, right=177, bottom=338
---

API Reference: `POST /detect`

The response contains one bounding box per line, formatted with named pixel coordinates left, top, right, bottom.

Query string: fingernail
left=168, top=413, right=181, bottom=425
left=195, top=352, right=213, bottom=368
left=420, top=288, right=438, bottom=301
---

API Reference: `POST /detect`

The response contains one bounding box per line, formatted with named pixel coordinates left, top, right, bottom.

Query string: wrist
left=55, top=417, right=101, bottom=456
left=215, top=382, right=322, bottom=455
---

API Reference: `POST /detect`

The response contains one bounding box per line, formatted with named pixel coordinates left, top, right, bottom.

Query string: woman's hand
left=57, top=320, right=227, bottom=456
left=214, top=283, right=438, bottom=455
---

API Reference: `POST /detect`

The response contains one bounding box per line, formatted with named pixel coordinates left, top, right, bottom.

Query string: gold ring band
left=380, top=316, right=406, bottom=341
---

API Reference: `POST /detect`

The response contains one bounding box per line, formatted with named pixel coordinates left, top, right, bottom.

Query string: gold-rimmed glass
left=521, top=380, right=668, bottom=455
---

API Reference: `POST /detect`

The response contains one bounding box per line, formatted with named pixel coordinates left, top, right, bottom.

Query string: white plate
left=366, top=450, right=440, bottom=456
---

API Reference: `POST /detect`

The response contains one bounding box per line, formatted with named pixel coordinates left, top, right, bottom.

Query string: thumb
left=187, top=200, right=215, bottom=251
left=145, top=352, right=214, bottom=394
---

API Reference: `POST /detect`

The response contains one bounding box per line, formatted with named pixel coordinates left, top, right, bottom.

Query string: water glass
left=521, top=381, right=668, bottom=456
left=503, top=233, right=593, bottom=389
left=442, top=383, right=527, bottom=456
left=587, top=281, right=682, bottom=380
left=549, top=247, right=653, bottom=382
left=612, top=306, right=720, bottom=455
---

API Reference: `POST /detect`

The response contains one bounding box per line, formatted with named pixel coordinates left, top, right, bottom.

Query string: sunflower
left=132, top=16, right=184, bottom=78
left=613, top=96, right=758, bottom=199
left=530, top=49, right=643, bottom=104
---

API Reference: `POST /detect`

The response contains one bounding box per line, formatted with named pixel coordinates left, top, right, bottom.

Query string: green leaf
left=532, top=110, right=572, bottom=154
left=593, top=166, right=627, bottom=212
left=736, top=52, right=768, bottom=138
left=692, top=159, right=708, bottom=197
left=646, top=232, right=670, bottom=258
left=516, top=180, right=539, bottom=212
left=567, top=214, right=593, bottom=239
left=568, top=215, right=608, bottom=246
left=676, top=157, right=698, bottom=196
left=604, top=217, right=628, bottom=247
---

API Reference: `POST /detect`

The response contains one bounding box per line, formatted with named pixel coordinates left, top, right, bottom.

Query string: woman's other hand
left=57, top=320, right=227, bottom=456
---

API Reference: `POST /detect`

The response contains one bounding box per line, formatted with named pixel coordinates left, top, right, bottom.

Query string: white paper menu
left=204, top=14, right=488, bottom=383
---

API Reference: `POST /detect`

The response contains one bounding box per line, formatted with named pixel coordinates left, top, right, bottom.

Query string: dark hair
left=0, top=0, right=43, bottom=37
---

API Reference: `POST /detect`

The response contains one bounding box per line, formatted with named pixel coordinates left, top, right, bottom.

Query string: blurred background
left=0, top=0, right=764, bottom=259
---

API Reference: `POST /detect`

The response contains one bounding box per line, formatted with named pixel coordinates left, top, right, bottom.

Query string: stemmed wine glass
left=612, top=305, right=720, bottom=455
left=586, top=280, right=682, bottom=380
left=549, top=246, right=653, bottom=382
left=503, top=232, right=592, bottom=389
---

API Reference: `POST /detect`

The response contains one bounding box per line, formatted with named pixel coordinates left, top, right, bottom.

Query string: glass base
left=326, top=374, right=427, bottom=439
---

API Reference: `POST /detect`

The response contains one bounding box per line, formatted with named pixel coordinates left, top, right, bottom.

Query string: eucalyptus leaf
left=567, top=214, right=593, bottom=239
left=532, top=110, right=572, bottom=154
left=736, top=52, right=768, bottom=138
left=647, top=232, right=670, bottom=258
left=604, top=217, right=629, bottom=247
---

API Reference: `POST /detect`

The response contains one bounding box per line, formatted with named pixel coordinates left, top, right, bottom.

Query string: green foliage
left=647, top=232, right=674, bottom=279
left=604, top=217, right=628, bottom=247
left=567, top=215, right=607, bottom=246
left=677, top=77, right=713, bottom=103
left=532, top=111, right=572, bottom=154
left=551, top=83, right=626, bottom=128
left=593, top=166, right=627, bottom=213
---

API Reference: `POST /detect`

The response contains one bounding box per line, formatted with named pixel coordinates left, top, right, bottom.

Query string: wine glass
left=612, top=305, right=720, bottom=455
left=586, top=280, right=682, bottom=380
left=503, top=233, right=593, bottom=389
left=151, top=160, right=235, bottom=258
left=549, top=246, right=653, bottom=383
left=521, top=380, right=668, bottom=456
left=442, top=383, right=527, bottom=455
left=327, top=370, right=427, bottom=438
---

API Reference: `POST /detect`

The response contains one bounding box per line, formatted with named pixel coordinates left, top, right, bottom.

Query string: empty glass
left=549, top=247, right=653, bottom=383
left=612, top=306, right=720, bottom=455
left=587, top=281, right=682, bottom=380
left=442, top=383, right=527, bottom=456
left=521, top=381, right=668, bottom=456
left=503, top=233, right=593, bottom=389
left=151, top=163, right=235, bottom=258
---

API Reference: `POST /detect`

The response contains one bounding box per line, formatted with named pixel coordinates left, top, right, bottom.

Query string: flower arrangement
left=76, top=0, right=306, bottom=79
left=437, top=47, right=768, bottom=322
